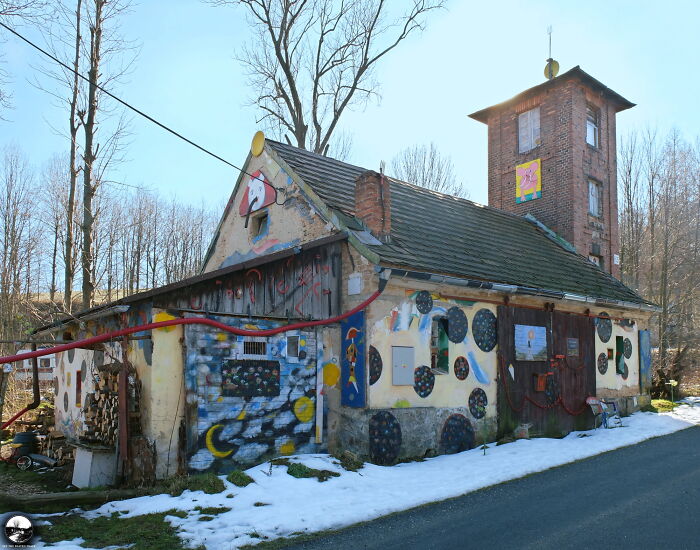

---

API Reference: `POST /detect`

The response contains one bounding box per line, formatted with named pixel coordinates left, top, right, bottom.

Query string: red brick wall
left=486, top=76, right=621, bottom=278
left=355, top=170, right=391, bottom=240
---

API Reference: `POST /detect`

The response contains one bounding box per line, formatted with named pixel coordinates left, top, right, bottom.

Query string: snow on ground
left=37, top=403, right=700, bottom=549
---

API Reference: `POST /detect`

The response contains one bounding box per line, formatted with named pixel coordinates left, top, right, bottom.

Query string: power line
left=0, top=21, right=252, bottom=178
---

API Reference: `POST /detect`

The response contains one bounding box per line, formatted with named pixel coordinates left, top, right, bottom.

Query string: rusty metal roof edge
left=32, top=232, right=349, bottom=334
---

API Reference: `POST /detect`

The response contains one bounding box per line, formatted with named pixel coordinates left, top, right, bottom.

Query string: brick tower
left=469, top=66, right=634, bottom=278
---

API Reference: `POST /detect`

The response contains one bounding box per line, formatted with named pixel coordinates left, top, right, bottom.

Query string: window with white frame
left=588, top=179, right=602, bottom=217
left=518, top=107, right=541, bottom=153
left=586, top=104, right=600, bottom=148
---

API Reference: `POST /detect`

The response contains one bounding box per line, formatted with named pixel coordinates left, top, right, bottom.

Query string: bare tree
left=210, top=0, right=444, bottom=155
left=390, top=142, right=467, bottom=198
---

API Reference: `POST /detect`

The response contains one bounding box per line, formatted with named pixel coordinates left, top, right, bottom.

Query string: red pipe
left=0, top=289, right=382, bottom=429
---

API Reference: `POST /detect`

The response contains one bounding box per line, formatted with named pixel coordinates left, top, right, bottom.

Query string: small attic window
left=250, top=211, right=269, bottom=240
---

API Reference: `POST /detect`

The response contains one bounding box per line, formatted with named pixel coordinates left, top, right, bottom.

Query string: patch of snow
left=36, top=404, right=700, bottom=549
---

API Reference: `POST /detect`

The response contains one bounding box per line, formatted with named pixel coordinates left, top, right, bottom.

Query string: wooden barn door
left=497, top=306, right=595, bottom=439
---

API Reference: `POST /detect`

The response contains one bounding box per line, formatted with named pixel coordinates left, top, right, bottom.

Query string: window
left=518, top=107, right=541, bottom=153
left=39, top=358, right=50, bottom=369
left=586, top=104, right=599, bottom=147
left=243, top=340, right=267, bottom=356
left=250, top=211, right=269, bottom=240
left=588, top=255, right=601, bottom=267
left=286, top=336, right=299, bottom=360
left=588, top=179, right=602, bottom=217
left=430, top=317, right=449, bottom=374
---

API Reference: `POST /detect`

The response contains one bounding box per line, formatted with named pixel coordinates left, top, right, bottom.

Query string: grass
left=333, top=452, right=364, bottom=472
left=227, top=469, right=254, bottom=487
left=161, top=473, right=225, bottom=496
left=194, top=505, right=231, bottom=515
left=286, top=462, right=339, bottom=482
left=40, top=510, right=198, bottom=550
left=642, top=399, right=681, bottom=413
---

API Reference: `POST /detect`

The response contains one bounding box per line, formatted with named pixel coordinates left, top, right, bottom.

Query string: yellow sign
left=515, top=158, right=542, bottom=203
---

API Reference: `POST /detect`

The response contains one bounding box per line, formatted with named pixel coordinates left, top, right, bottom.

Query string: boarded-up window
left=588, top=179, right=602, bottom=217
left=518, top=107, right=540, bottom=153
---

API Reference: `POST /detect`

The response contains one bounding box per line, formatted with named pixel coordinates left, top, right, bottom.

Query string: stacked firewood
left=81, top=369, right=120, bottom=445
left=42, top=431, right=75, bottom=465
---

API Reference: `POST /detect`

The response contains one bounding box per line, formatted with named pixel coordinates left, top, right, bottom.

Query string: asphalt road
left=282, top=426, right=700, bottom=550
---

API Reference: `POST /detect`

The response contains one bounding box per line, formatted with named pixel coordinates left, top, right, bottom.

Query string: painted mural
left=368, top=410, right=401, bottom=465
left=594, top=311, right=640, bottom=396
left=202, top=148, right=333, bottom=272
left=515, top=158, right=542, bottom=203
left=185, top=316, right=320, bottom=472
left=341, top=311, right=366, bottom=407
left=440, top=414, right=475, bottom=454
left=639, top=330, right=652, bottom=394
left=367, top=290, right=498, bottom=418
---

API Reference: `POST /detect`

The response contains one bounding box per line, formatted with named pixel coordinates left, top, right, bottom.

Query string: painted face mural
left=238, top=170, right=276, bottom=216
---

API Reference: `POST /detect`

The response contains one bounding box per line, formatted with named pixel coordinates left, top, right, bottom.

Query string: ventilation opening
left=244, top=340, right=267, bottom=356
left=250, top=212, right=269, bottom=239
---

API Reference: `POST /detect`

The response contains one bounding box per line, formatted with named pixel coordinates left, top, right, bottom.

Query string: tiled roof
left=268, top=140, right=650, bottom=306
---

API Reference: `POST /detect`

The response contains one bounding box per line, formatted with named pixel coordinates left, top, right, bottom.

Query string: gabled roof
left=469, top=66, right=635, bottom=124
left=267, top=140, right=651, bottom=307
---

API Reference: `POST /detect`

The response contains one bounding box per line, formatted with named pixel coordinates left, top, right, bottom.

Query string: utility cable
left=0, top=21, right=289, bottom=202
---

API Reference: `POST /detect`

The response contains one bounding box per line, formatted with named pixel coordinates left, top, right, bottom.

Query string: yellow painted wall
left=365, top=284, right=498, bottom=420
left=203, top=149, right=332, bottom=272
left=136, top=309, right=185, bottom=478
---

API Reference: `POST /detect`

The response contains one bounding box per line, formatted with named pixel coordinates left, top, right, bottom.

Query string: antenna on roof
left=544, top=25, right=559, bottom=80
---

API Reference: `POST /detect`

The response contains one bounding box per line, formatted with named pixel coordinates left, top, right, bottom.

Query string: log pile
left=81, top=369, right=120, bottom=445
left=42, top=431, right=75, bottom=465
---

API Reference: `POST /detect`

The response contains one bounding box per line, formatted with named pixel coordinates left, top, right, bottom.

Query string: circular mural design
left=623, top=338, right=633, bottom=359
left=80, top=360, right=87, bottom=382
left=415, top=291, right=433, bottom=314
left=440, top=414, right=475, bottom=454
left=596, top=313, right=613, bottom=343
left=368, top=345, right=383, bottom=386
left=447, top=307, right=469, bottom=343
left=454, top=356, right=470, bottom=381
left=413, top=366, right=435, bottom=398
left=621, top=362, right=629, bottom=380
left=94, top=350, right=104, bottom=368
left=62, top=391, right=68, bottom=412
left=472, top=309, right=497, bottom=352
left=369, top=411, right=402, bottom=465
left=468, top=388, right=488, bottom=419
left=67, top=348, right=75, bottom=364
left=545, top=375, right=558, bottom=405
left=597, top=352, right=609, bottom=375
left=53, top=376, right=58, bottom=396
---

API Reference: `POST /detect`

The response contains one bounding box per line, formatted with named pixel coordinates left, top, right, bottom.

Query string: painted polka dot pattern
left=596, top=313, right=613, bottom=343
left=621, top=362, right=629, bottom=380
left=368, top=345, right=383, bottom=386
left=369, top=411, right=402, bottom=465
left=413, top=365, right=435, bottom=398
left=454, top=356, right=470, bottom=381
left=415, top=291, right=433, bottom=314
left=468, top=388, right=488, bottom=419
left=597, top=352, right=609, bottom=375
left=447, top=307, right=469, bottom=343
left=440, top=414, right=475, bottom=454
left=472, top=309, right=497, bottom=352
left=80, top=360, right=87, bottom=382
left=623, top=338, right=633, bottom=359
left=545, top=375, right=558, bottom=405
left=63, top=391, right=69, bottom=412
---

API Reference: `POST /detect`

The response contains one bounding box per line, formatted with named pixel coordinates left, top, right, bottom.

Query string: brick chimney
left=355, top=170, right=391, bottom=241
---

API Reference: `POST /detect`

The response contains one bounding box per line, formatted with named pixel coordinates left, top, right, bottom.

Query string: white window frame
left=588, top=179, right=602, bottom=217
left=586, top=104, right=599, bottom=148
left=518, top=107, right=541, bottom=153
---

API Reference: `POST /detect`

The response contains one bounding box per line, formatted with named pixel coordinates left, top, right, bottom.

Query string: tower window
left=518, top=107, right=540, bottom=153
left=588, top=179, right=602, bottom=217
left=586, top=104, right=600, bottom=148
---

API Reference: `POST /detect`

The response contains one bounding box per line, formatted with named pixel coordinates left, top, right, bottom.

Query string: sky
left=1, top=0, right=699, bottom=209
